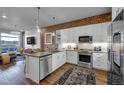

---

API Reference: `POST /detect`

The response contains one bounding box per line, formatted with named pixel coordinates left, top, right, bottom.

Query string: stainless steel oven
left=78, top=51, right=92, bottom=68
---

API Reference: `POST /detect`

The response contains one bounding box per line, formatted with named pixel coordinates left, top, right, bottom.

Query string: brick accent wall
left=40, top=12, right=112, bottom=51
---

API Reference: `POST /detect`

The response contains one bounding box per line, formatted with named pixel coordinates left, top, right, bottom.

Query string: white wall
left=24, top=30, right=41, bottom=49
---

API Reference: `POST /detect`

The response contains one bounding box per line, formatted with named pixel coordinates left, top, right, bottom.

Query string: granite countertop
left=23, top=50, right=63, bottom=57
left=66, top=50, right=108, bottom=53
left=66, top=50, right=78, bottom=51
left=23, top=50, right=108, bottom=58
left=92, top=51, right=107, bottom=53
left=24, top=52, right=52, bottom=57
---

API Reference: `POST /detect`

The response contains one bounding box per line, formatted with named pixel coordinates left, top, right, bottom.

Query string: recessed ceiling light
left=2, top=15, right=7, bottom=19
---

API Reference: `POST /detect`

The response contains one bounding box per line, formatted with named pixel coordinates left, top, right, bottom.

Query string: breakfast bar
left=24, top=52, right=52, bottom=84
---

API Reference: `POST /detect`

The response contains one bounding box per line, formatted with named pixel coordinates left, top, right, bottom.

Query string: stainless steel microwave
left=79, top=36, right=92, bottom=43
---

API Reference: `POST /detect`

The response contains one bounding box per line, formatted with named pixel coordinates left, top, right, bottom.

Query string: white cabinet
left=91, top=24, right=101, bottom=43
left=60, top=29, right=68, bottom=43
left=52, top=51, right=66, bottom=72
left=69, top=28, right=78, bottom=43
left=66, top=51, right=78, bottom=64
left=60, top=22, right=110, bottom=44
left=93, top=53, right=109, bottom=71
left=100, top=23, right=110, bottom=42
left=76, top=26, right=87, bottom=39
left=28, top=56, right=40, bottom=83
left=60, top=27, right=78, bottom=43
left=61, top=28, right=72, bottom=43
left=25, top=55, right=29, bottom=77
left=55, top=30, right=62, bottom=50
left=26, top=55, right=52, bottom=84
left=112, top=7, right=124, bottom=21
left=91, top=22, right=110, bottom=43
left=55, top=30, right=61, bottom=44
left=52, top=53, right=59, bottom=71
left=60, top=51, right=66, bottom=64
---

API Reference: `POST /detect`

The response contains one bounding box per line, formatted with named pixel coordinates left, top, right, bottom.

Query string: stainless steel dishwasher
left=39, top=55, right=52, bottom=80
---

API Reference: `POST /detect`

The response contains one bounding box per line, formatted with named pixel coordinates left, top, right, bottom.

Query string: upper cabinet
left=55, top=30, right=61, bottom=44
left=55, top=22, right=111, bottom=50
left=60, top=27, right=78, bottom=43
left=93, top=23, right=110, bottom=43
left=60, top=29, right=69, bottom=43
left=112, top=7, right=124, bottom=21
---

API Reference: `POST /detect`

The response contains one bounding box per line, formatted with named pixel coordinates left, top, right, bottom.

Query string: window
left=0, top=33, right=20, bottom=52
left=1, top=33, right=19, bottom=46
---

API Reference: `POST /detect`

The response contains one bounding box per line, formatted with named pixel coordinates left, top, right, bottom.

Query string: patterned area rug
left=55, top=67, right=96, bottom=85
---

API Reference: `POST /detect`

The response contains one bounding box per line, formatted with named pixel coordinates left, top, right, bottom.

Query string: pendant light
left=37, top=7, right=40, bottom=32
left=52, top=17, right=56, bottom=36
left=2, top=8, right=7, bottom=19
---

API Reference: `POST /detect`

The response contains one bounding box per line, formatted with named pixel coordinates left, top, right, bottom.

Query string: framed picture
left=45, top=32, right=52, bottom=44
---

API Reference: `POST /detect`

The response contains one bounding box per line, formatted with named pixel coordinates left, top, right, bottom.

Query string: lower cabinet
left=27, top=55, right=52, bottom=84
left=25, top=55, right=29, bottom=77
left=28, top=56, right=39, bottom=83
left=66, top=51, right=78, bottom=64
left=93, top=52, right=109, bottom=71
left=52, top=51, right=66, bottom=72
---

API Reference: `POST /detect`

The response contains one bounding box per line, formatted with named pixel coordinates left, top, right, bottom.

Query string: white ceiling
left=0, top=7, right=111, bottom=32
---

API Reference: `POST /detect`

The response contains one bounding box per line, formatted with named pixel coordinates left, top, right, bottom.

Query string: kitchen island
left=24, top=50, right=67, bottom=84
left=24, top=52, right=52, bottom=84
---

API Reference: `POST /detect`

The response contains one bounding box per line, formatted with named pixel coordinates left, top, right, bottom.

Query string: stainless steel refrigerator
left=108, top=9, right=124, bottom=84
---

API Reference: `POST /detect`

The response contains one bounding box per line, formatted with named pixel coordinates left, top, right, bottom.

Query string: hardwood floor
left=41, top=64, right=107, bottom=85
left=0, top=61, right=34, bottom=85
left=93, top=68, right=107, bottom=85
left=0, top=61, right=107, bottom=85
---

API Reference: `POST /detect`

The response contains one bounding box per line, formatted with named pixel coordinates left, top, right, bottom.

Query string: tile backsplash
left=93, top=43, right=108, bottom=52
left=78, top=42, right=108, bottom=52
left=78, top=43, right=93, bottom=50
left=60, top=43, right=77, bottom=50
left=58, top=42, right=108, bottom=52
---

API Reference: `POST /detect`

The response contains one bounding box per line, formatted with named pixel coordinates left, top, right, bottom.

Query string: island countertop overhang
left=23, top=52, right=52, bottom=58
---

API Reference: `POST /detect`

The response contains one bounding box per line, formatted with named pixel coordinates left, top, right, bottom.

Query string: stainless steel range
left=78, top=50, right=93, bottom=68
left=78, top=35, right=93, bottom=68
